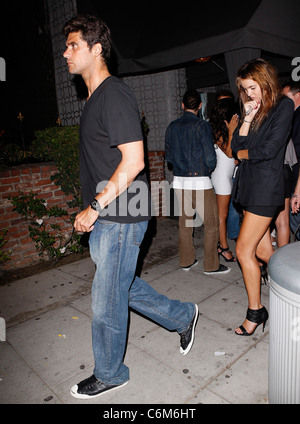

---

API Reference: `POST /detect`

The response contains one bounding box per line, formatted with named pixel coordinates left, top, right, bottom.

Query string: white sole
left=182, top=260, right=199, bottom=272
left=204, top=267, right=231, bottom=275
left=180, top=304, right=199, bottom=355
left=70, top=380, right=128, bottom=399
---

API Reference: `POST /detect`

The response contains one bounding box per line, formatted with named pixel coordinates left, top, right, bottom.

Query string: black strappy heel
left=217, top=242, right=237, bottom=263
left=235, top=306, right=269, bottom=336
left=260, top=263, right=269, bottom=285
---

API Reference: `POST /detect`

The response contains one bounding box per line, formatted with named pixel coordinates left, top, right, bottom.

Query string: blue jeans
left=227, top=196, right=240, bottom=240
left=290, top=209, right=300, bottom=240
left=227, top=178, right=241, bottom=240
left=89, top=219, right=195, bottom=385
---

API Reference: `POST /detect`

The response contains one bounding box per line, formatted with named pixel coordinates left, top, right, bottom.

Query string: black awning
left=76, top=0, right=300, bottom=77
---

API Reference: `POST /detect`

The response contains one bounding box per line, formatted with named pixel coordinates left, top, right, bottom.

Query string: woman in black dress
left=231, top=59, right=294, bottom=336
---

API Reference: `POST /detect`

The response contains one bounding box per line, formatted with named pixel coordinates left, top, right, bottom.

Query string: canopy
left=77, top=0, right=300, bottom=90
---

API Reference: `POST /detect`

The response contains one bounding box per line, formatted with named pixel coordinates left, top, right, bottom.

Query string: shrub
left=10, top=192, right=84, bottom=263
left=31, top=126, right=82, bottom=209
left=9, top=126, right=85, bottom=264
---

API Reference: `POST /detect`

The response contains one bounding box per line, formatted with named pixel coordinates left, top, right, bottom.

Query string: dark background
left=0, top=1, right=58, bottom=149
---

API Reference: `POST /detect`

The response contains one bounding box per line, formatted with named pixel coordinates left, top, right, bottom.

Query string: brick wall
left=1, top=152, right=165, bottom=271
left=0, top=163, right=77, bottom=271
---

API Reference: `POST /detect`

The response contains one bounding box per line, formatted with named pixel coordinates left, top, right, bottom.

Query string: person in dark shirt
left=283, top=81, right=300, bottom=192
left=231, top=59, right=294, bottom=336
left=284, top=81, right=300, bottom=240
left=63, top=15, right=198, bottom=400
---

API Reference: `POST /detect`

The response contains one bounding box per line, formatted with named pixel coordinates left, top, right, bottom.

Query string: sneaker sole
left=203, top=267, right=231, bottom=275
left=180, top=304, right=199, bottom=355
left=70, top=380, right=128, bottom=399
left=182, top=260, right=199, bottom=272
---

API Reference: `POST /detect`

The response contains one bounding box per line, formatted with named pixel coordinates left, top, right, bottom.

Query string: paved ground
left=0, top=218, right=271, bottom=405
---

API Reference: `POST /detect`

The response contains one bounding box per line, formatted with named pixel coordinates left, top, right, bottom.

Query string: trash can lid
left=269, top=242, right=300, bottom=295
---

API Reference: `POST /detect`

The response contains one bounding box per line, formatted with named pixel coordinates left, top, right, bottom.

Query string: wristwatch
left=90, top=198, right=103, bottom=213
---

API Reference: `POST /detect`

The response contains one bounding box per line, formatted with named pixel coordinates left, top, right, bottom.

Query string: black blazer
left=231, top=96, right=294, bottom=208
left=292, top=106, right=300, bottom=159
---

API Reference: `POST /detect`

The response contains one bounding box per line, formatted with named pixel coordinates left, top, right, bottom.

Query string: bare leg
left=216, top=194, right=236, bottom=261
left=275, top=198, right=291, bottom=247
left=235, top=211, right=273, bottom=334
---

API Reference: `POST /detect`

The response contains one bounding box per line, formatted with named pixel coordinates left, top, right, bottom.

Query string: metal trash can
left=268, top=242, right=300, bottom=404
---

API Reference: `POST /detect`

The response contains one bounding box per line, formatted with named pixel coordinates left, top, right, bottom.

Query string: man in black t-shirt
left=64, top=19, right=150, bottom=225
left=63, top=15, right=198, bottom=400
left=79, top=75, right=152, bottom=222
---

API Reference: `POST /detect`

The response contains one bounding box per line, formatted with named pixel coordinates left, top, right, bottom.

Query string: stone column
left=123, top=69, right=187, bottom=153
left=47, top=0, right=84, bottom=126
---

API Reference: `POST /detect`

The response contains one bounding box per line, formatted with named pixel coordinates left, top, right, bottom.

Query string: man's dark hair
left=63, top=15, right=111, bottom=64
left=285, top=80, right=300, bottom=95
left=182, top=89, right=202, bottom=110
left=216, top=89, right=234, bottom=101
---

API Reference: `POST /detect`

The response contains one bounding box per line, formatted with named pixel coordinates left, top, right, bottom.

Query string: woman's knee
left=235, top=239, right=247, bottom=263
left=235, top=237, right=258, bottom=264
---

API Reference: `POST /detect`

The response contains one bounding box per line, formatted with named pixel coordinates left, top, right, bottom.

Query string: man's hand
left=291, top=194, right=300, bottom=214
left=291, top=172, right=300, bottom=214
left=74, top=206, right=99, bottom=233
left=225, top=114, right=239, bottom=136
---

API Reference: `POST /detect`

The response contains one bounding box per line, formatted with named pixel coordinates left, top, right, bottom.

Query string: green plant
left=30, top=126, right=82, bottom=209
left=10, top=192, right=84, bottom=263
left=5, top=126, right=86, bottom=265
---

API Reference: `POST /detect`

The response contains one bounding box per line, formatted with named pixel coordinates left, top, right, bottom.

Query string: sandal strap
left=217, top=244, right=229, bottom=253
left=238, top=325, right=249, bottom=335
left=246, top=307, right=268, bottom=324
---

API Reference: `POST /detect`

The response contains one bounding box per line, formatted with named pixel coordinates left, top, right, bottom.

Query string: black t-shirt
left=79, top=76, right=151, bottom=223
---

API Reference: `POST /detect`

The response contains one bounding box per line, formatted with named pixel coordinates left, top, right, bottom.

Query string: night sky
left=0, top=1, right=58, bottom=148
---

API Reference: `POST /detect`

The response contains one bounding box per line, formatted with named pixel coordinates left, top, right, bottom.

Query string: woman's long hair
left=209, top=98, right=239, bottom=150
left=236, top=58, right=282, bottom=131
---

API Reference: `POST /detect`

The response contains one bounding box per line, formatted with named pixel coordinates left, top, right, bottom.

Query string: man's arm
left=74, top=140, right=145, bottom=233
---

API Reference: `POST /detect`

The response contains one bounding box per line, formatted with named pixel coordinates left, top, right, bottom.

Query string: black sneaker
left=70, top=374, right=128, bottom=399
left=203, top=264, right=231, bottom=275
left=180, top=304, right=199, bottom=355
left=182, top=259, right=199, bottom=272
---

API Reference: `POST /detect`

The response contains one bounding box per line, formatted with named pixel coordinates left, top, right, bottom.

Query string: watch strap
left=90, top=198, right=103, bottom=212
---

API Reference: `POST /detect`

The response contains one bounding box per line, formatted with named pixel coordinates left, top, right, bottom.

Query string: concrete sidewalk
left=0, top=219, right=270, bottom=404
